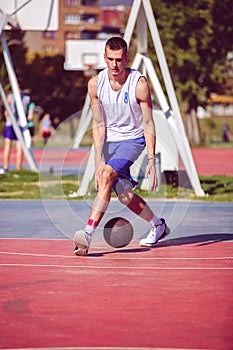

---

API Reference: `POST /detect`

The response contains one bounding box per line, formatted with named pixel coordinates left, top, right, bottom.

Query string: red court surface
left=191, top=148, right=233, bottom=176
left=1, top=147, right=233, bottom=349
left=0, top=147, right=89, bottom=167
left=0, top=147, right=233, bottom=175
left=0, top=238, right=232, bottom=350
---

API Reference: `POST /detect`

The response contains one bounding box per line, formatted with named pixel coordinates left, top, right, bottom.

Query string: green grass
left=0, top=169, right=232, bottom=202
left=198, top=175, right=233, bottom=202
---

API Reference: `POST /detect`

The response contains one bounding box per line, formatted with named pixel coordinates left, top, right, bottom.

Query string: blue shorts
left=102, top=137, right=146, bottom=195
left=3, top=125, right=23, bottom=141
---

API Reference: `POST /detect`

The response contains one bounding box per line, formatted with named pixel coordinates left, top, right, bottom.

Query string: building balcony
left=77, top=21, right=103, bottom=32
left=77, top=5, right=101, bottom=16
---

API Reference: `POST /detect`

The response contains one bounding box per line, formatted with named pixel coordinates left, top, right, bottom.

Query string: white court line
left=0, top=263, right=232, bottom=270
left=0, top=251, right=232, bottom=260
left=3, top=347, right=210, bottom=350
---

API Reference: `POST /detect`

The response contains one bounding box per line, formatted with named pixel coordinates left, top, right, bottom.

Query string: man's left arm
left=136, top=77, right=157, bottom=191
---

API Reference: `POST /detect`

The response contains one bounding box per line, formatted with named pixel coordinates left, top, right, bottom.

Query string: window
left=64, top=0, right=80, bottom=7
left=82, top=15, right=96, bottom=24
left=42, top=31, right=56, bottom=39
left=42, top=46, right=59, bottom=53
left=64, top=14, right=80, bottom=24
left=82, top=0, right=96, bottom=5
left=65, top=31, right=79, bottom=40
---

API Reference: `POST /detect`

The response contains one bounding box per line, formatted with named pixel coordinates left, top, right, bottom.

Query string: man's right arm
left=4, top=94, right=12, bottom=120
left=87, top=76, right=105, bottom=185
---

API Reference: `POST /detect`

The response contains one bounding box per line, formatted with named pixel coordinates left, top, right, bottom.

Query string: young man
left=73, top=37, right=170, bottom=255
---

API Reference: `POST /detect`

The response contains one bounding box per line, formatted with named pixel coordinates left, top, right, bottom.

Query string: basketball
left=103, top=217, right=134, bottom=248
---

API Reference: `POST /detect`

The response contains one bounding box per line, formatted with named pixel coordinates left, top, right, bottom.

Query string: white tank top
left=6, top=93, right=31, bottom=127
left=97, top=68, right=144, bottom=142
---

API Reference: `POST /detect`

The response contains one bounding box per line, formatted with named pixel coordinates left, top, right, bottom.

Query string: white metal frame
left=73, top=0, right=205, bottom=196
left=0, top=13, right=38, bottom=171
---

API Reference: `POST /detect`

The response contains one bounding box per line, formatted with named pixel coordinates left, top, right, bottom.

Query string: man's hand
left=145, top=161, right=158, bottom=191
left=95, top=159, right=105, bottom=189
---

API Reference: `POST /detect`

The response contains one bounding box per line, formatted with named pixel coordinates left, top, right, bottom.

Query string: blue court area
left=1, top=199, right=233, bottom=246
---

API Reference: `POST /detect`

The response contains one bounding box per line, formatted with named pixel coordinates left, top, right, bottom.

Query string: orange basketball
left=103, top=217, right=134, bottom=248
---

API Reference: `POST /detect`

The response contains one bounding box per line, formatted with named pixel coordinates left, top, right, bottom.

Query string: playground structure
left=68, top=0, right=205, bottom=196
left=0, top=0, right=59, bottom=172
left=0, top=0, right=204, bottom=196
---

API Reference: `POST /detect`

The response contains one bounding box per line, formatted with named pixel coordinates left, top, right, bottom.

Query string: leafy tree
left=149, top=0, right=233, bottom=113
left=0, top=30, right=28, bottom=89
left=0, top=31, right=88, bottom=126
left=25, top=54, right=87, bottom=123
left=0, top=29, right=28, bottom=133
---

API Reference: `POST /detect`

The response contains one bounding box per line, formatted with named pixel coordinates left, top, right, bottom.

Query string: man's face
left=104, top=47, right=128, bottom=76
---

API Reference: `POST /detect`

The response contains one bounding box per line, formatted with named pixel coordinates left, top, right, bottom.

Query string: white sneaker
left=139, top=218, right=170, bottom=247
left=73, top=230, right=92, bottom=256
left=0, top=168, right=8, bottom=175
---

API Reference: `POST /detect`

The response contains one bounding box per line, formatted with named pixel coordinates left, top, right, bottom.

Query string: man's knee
left=100, top=165, right=118, bottom=186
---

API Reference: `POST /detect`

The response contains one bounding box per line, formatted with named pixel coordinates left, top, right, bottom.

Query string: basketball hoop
left=84, top=63, right=96, bottom=77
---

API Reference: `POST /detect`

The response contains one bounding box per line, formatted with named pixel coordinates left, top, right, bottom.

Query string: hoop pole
left=142, top=0, right=204, bottom=196
left=1, top=31, right=38, bottom=172
left=0, top=83, right=38, bottom=172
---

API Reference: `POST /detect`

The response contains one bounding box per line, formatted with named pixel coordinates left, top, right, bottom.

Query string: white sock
left=84, top=225, right=95, bottom=237
left=150, top=216, right=162, bottom=226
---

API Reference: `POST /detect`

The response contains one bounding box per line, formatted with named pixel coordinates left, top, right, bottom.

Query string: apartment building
left=24, top=0, right=129, bottom=56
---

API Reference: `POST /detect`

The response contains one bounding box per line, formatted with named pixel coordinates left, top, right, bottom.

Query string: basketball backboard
left=64, top=39, right=106, bottom=71
left=0, top=0, right=59, bottom=31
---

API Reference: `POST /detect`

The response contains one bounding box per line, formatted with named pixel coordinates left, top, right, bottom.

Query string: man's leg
left=117, top=187, right=154, bottom=221
left=117, top=187, right=170, bottom=246
left=3, top=138, right=12, bottom=171
left=16, top=140, right=23, bottom=170
left=89, top=164, right=119, bottom=223
left=118, top=189, right=154, bottom=222
left=73, top=164, right=119, bottom=255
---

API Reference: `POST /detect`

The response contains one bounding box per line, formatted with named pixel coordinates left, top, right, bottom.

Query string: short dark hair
left=105, top=37, right=128, bottom=55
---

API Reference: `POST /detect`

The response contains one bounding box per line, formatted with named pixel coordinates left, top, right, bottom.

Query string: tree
left=0, top=30, right=28, bottom=89
left=25, top=54, right=87, bottom=122
left=149, top=0, right=233, bottom=113
left=0, top=31, right=88, bottom=126
left=0, top=29, right=29, bottom=133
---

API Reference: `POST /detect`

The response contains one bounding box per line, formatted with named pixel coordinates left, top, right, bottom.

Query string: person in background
left=73, top=36, right=170, bottom=256
left=26, top=101, right=35, bottom=145
left=40, top=112, right=54, bottom=145
left=0, top=88, right=32, bottom=174
left=222, top=123, right=231, bottom=142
